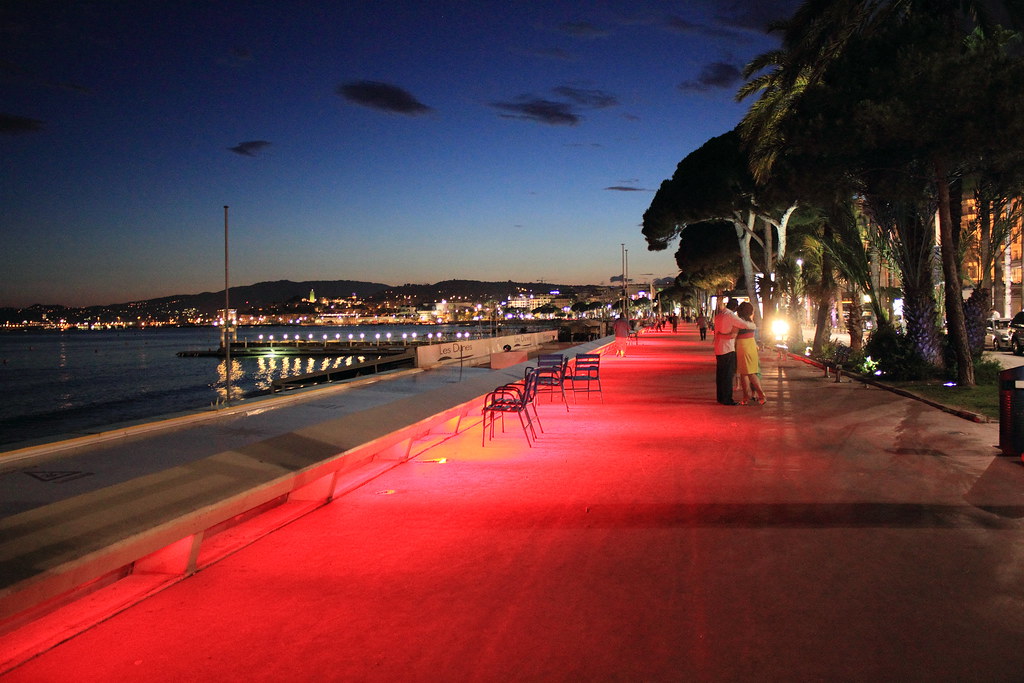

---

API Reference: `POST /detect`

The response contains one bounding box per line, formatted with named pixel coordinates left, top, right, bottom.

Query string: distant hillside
left=375, top=279, right=585, bottom=303
left=0, top=279, right=614, bottom=325
left=138, top=280, right=391, bottom=314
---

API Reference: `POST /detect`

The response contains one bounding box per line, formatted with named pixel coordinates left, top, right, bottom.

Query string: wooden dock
left=270, top=352, right=417, bottom=392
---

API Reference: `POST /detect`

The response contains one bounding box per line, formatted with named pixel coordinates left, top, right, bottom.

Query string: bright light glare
left=771, top=319, right=790, bottom=337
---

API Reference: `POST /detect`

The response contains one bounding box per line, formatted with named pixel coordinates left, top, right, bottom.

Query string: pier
left=175, top=328, right=525, bottom=358
left=176, top=344, right=413, bottom=358
left=270, top=351, right=416, bottom=392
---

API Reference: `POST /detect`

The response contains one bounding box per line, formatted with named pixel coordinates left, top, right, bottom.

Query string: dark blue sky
left=1, top=0, right=798, bottom=307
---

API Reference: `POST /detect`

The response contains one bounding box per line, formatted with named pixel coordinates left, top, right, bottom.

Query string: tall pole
left=618, top=245, right=626, bottom=321
left=224, top=205, right=232, bottom=407
left=620, top=244, right=626, bottom=317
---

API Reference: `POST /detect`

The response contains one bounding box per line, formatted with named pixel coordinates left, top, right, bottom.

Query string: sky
left=0, top=0, right=800, bottom=308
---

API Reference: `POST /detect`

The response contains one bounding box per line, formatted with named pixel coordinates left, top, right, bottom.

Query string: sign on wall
left=415, top=331, right=557, bottom=368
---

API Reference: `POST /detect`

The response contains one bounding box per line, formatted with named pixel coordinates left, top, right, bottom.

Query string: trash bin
left=998, top=366, right=1024, bottom=457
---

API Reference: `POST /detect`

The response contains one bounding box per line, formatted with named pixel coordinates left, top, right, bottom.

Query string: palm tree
left=738, top=0, right=1024, bottom=385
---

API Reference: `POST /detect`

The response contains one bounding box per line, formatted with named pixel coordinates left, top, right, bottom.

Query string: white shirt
left=713, top=309, right=755, bottom=355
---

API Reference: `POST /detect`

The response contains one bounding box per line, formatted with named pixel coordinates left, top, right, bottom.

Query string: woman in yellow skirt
left=735, top=302, right=766, bottom=405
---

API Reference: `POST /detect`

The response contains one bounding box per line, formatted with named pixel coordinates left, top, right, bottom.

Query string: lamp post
left=223, top=205, right=232, bottom=407
left=620, top=244, right=627, bottom=318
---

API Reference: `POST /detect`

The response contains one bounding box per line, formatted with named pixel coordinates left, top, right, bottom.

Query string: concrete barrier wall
left=415, top=330, right=557, bottom=368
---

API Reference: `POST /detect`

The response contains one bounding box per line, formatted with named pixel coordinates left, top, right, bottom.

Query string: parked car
left=987, top=318, right=1013, bottom=351
left=1009, top=312, right=1024, bottom=354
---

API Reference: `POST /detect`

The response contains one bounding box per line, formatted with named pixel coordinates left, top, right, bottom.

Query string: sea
left=0, top=324, right=490, bottom=449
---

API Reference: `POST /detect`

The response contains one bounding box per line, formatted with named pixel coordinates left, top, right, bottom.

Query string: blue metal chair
left=566, top=353, right=603, bottom=402
left=533, top=356, right=569, bottom=411
left=482, top=371, right=542, bottom=446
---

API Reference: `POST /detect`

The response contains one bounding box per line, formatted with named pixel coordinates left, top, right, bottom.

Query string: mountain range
left=2, top=279, right=601, bottom=323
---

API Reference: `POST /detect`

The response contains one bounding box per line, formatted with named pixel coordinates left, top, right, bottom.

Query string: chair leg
left=517, top=411, right=533, bottom=446
left=530, top=404, right=544, bottom=433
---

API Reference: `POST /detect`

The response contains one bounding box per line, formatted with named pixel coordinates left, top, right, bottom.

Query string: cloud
left=558, top=21, right=610, bottom=38
left=713, top=0, right=802, bottom=32
left=523, top=47, right=575, bottom=61
left=678, top=62, right=743, bottom=92
left=662, top=14, right=744, bottom=40
left=337, top=80, right=433, bottom=115
left=0, top=113, right=44, bottom=134
left=491, top=84, right=619, bottom=126
left=553, top=86, right=618, bottom=108
left=228, top=140, right=271, bottom=156
left=605, top=185, right=651, bottom=192
left=219, top=47, right=254, bottom=69
left=491, top=98, right=580, bottom=125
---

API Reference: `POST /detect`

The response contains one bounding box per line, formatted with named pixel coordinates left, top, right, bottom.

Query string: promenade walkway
left=4, top=329, right=1024, bottom=681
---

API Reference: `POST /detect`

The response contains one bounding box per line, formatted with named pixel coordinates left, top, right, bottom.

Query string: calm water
left=0, top=324, right=483, bottom=448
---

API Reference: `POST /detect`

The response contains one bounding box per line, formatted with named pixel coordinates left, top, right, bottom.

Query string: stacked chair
left=482, top=352, right=604, bottom=446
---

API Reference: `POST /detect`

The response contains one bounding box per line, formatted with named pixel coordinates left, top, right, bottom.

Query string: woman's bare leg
left=748, top=373, right=766, bottom=404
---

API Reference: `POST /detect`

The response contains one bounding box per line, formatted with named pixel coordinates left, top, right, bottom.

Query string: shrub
left=971, top=357, right=1002, bottom=385
left=863, top=325, right=935, bottom=381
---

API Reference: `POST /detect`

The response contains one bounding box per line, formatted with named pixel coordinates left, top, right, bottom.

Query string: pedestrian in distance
left=696, top=312, right=709, bottom=341
left=713, top=297, right=755, bottom=405
left=613, top=316, right=631, bottom=357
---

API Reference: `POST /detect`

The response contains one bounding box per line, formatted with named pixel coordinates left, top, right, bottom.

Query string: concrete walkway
left=4, top=329, right=1024, bottom=681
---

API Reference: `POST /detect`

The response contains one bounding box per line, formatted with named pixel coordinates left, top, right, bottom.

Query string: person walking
left=613, top=316, right=631, bottom=357
left=735, top=301, right=766, bottom=405
left=713, top=298, right=755, bottom=405
left=696, top=312, right=709, bottom=341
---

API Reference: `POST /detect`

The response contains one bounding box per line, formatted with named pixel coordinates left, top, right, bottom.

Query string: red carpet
left=5, top=329, right=1023, bottom=681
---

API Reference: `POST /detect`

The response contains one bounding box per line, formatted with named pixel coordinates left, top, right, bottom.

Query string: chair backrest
left=537, top=354, right=564, bottom=367
left=575, top=354, right=600, bottom=370
left=522, top=371, right=540, bottom=401
left=485, top=384, right=525, bottom=409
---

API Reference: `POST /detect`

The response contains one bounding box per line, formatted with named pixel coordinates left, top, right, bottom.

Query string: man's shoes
left=719, top=400, right=739, bottom=406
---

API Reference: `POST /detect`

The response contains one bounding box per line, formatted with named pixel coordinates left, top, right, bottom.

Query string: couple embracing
left=713, top=298, right=767, bottom=406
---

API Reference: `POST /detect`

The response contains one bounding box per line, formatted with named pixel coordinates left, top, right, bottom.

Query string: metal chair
left=566, top=353, right=603, bottom=402
left=537, top=353, right=564, bottom=367
left=482, top=371, right=542, bottom=446
left=533, top=356, right=569, bottom=411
